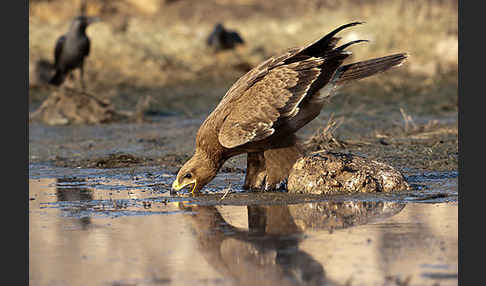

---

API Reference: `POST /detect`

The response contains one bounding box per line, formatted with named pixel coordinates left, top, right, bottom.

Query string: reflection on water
left=29, top=177, right=457, bottom=286
left=56, top=178, right=93, bottom=228
left=178, top=201, right=406, bottom=286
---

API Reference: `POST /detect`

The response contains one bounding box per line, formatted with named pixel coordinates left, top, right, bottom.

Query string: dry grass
left=303, top=113, right=350, bottom=153
left=29, top=0, right=457, bottom=115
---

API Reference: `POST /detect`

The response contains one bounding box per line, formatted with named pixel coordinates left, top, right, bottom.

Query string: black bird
left=49, top=16, right=100, bottom=89
left=206, top=23, right=244, bottom=52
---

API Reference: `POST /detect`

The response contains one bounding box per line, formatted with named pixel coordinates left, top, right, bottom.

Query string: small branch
left=219, top=185, right=232, bottom=201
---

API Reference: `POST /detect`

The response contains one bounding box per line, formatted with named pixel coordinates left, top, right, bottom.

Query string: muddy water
left=29, top=165, right=457, bottom=286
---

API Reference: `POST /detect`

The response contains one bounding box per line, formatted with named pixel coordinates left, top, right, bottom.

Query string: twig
left=399, top=107, right=417, bottom=132
left=219, top=185, right=232, bottom=201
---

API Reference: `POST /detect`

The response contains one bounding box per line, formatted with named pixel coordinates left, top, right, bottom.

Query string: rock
left=287, top=151, right=410, bottom=194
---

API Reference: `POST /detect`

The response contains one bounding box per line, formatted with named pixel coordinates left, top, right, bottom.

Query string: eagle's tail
left=333, top=53, right=408, bottom=85
left=48, top=70, right=66, bottom=86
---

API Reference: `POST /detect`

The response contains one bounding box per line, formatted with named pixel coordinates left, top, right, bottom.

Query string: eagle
left=172, top=22, right=407, bottom=194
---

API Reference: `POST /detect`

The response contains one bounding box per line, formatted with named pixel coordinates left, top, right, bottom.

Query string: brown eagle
left=172, top=22, right=407, bottom=194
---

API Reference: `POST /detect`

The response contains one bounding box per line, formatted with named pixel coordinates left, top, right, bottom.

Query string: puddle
left=29, top=165, right=457, bottom=286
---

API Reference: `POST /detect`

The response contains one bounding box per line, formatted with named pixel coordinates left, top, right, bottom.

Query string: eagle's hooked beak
left=171, top=179, right=197, bottom=194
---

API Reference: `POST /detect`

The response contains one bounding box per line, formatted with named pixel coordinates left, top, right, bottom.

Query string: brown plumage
left=171, top=22, right=407, bottom=194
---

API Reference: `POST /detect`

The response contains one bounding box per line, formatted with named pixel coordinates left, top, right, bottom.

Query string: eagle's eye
left=183, top=173, right=192, bottom=180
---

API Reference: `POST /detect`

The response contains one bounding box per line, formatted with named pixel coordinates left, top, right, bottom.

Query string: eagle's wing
left=218, top=56, right=345, bottom=148
left=218, top=23, right=362, bottom=149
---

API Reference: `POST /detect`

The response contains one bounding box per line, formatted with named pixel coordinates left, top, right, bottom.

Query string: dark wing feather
left=286, top=21, right=363, bottom=62
left=54, top=35, right=66, bottom=67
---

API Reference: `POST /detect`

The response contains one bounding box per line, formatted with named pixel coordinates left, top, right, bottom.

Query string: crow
left=49, top=16, right=100, bottom=89
left=207, top=23, right=244, bottom=52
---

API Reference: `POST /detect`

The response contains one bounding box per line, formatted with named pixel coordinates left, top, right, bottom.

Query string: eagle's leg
left=243, top=152, right=267, bottom=191
left=263, top=143, right=302, bottom=191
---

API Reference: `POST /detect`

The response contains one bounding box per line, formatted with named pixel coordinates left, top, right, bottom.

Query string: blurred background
left=29, top=0, right=458, bottom=117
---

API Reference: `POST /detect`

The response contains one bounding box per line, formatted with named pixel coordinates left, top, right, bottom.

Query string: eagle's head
left=171, top=152, right=219, bottom=194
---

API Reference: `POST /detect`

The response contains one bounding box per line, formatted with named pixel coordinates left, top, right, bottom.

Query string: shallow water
left=29, top=164, right=458, bottom=286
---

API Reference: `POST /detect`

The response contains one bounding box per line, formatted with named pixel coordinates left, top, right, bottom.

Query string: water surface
left=29, top=166, right=458, bottom=286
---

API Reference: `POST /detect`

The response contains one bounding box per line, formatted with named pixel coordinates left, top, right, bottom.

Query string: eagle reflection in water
left=178, top=201, right=405, bottom=286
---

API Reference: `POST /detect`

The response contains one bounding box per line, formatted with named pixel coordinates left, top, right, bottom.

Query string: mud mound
left=30, top=87, right=129, bottom=125
left=288, top=151, right=411, bottom=194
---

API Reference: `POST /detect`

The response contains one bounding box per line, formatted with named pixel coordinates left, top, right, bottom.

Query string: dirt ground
left=28, top=0, right=458, bottom=179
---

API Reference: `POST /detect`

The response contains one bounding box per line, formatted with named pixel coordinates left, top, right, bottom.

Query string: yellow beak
left=171, top=179, right=197, bottom=194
